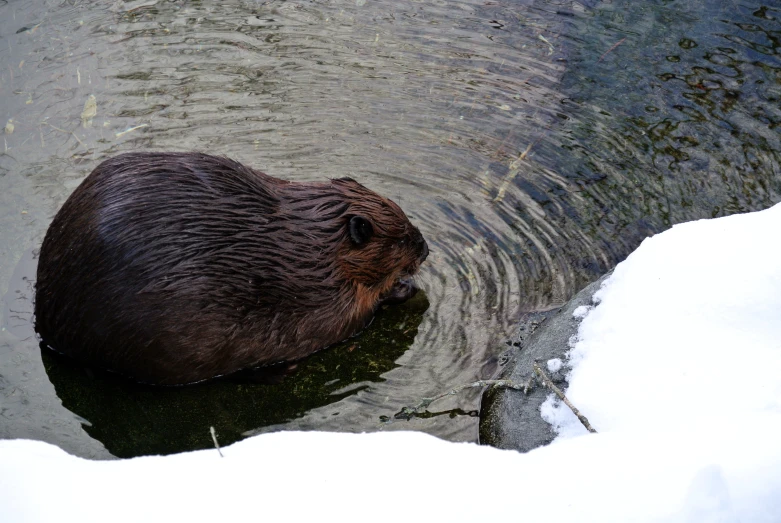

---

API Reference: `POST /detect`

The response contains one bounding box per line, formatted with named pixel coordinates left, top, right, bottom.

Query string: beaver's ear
left=348, top=216, right=373, bottom=246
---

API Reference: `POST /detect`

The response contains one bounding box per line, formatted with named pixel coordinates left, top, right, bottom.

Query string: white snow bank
left=545, top=202, right=781, bottom=439
left=3, top=424, right=781, bottom=523
left=3, top=203, right=781, bottom=522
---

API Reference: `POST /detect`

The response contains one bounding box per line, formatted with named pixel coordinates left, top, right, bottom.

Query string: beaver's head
left=330, top=178, right=428, bottom=307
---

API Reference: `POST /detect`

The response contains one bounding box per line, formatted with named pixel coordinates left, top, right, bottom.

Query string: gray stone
left=478, top=272, right=612, bottom=452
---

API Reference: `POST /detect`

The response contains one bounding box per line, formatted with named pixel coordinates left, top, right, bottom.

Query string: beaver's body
left=35, top=152, right=428, bottom=385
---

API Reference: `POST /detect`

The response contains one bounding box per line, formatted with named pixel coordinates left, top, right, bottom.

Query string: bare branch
left=598, top=37, right=627, bottom=63
left=209, top=426, right=224, bottom=458
left=533, top=361, right=597, bottom=433
left=42, top=122, right=88, bottom=150
left=397, top=379, right=531, bottom=419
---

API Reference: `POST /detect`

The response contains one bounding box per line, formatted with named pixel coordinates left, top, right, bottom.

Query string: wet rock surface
left=478, top=273, right=612, bottom=452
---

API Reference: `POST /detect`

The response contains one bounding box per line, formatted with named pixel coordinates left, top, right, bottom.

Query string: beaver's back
left=35, top=153, right=338, bottom=384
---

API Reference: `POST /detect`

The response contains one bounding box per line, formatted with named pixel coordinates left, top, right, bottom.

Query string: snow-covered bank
left=543, top=202, right=781, bottom=439
left=3, top=203, right=781, bottom=522
left=3, top=425, right=781, bottom=522
left=0, top=424, right=781, bottom=523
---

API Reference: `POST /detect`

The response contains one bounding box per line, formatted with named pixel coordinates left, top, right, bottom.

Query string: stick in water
left=598, top=37, right=627, bottom=63
left=210, top=426, right=224, bottom=457
left=397, top=379, right=532, bottom=418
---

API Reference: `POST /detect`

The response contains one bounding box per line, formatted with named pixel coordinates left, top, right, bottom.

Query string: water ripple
left=1, top=0, right=778, bottom=453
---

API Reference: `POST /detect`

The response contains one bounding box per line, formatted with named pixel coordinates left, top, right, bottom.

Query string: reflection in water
left=0, top=0, right=779, bottom=456
left=41, top=292, right=429, bottom=458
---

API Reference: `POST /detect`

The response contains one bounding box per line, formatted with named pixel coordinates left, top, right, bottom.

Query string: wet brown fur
left=34, top=152, right=428, bottom=385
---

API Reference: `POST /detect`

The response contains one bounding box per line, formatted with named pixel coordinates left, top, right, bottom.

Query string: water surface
left=0, top=0, right=778, bottom=458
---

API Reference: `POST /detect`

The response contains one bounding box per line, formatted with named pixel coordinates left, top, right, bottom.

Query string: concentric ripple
left=1, top=0, right=779, bottom=455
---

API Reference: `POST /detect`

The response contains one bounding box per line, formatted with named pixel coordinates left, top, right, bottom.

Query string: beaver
left=34, top=152, right=428, bottom=385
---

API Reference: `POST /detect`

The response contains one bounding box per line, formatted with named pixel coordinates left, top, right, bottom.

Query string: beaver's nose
left=419, top=239, right=429, bottom=262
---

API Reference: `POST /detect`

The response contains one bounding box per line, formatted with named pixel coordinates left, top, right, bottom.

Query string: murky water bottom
left=0, top=0, right=778, bottom=458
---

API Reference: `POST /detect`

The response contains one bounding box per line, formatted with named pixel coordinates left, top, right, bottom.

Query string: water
left=0, top=0, right=778, bottom=458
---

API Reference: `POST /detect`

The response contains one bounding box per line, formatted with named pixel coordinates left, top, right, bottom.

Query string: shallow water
left=0, top=0, right=778, bottom=458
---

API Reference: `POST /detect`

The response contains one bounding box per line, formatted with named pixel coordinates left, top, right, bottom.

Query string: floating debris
left=494, top=136, right=542, bottom=202
left=4, top=119, right=13, bottom=135
left=115, top=123, right=148, bottom=138
left=538, top=34, right=554, bottom=55
left=598, top=37, right=627, bottom=63
left=81, top=95, right=97, bottom=128
left=16, top=22, right=42, bottom=34
left=43, top=122, right=89, bottom=151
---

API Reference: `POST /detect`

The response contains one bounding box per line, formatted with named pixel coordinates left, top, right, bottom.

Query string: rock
left=478, top=272, right=612, bottom=452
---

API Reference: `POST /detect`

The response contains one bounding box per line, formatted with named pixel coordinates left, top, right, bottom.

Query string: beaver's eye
left=348, top=216, right=373, bottom=246
left=399, top=238, right=408, bottom=247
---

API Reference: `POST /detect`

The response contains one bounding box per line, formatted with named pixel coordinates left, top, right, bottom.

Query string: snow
left=547, top=357, right=563, bottom=372
left=3, top=204, right=781, bottom=522
left=546, top=202, right=781, bottom=436
left=572, top=304, right=592, bottom=319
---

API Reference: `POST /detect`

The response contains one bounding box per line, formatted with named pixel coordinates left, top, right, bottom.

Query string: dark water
left=0, top=0, right=778, bottom=458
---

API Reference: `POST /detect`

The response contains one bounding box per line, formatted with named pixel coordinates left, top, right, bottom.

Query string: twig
left=597, top=37, right=626, bottom=63
left=115, top=123, right=148, bottom=138
left=533, top=361, right=597, bottom=433
left=42, top=122, right=88, bottom=150
left=397, top=379, right=532, bottom=419
left=209, top=426, right=224, bottom=457
left=493, top=128, right=550, bottom=202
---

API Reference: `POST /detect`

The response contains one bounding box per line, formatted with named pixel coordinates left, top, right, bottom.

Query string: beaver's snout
left=383, top=231, right=427, bottom=306
left=380, top=277, right=419, bottom=306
